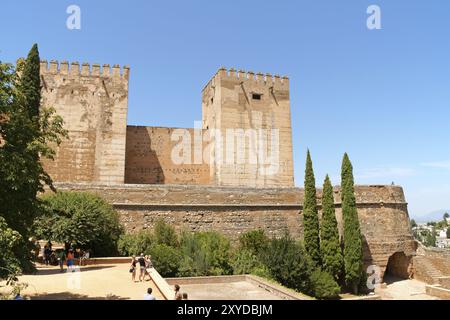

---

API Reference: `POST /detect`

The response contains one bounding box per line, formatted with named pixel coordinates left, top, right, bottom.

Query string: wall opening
left=385, top=251, right=411, bottom=280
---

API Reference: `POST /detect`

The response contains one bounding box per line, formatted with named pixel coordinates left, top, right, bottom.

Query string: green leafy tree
left=303, top=150, right=321, bottom=266
left=0, top=217, right=23, bottom=280
left=0, top=45, right=66, bottom=275
left=444, top=212, right=449, bottom=220
left=310, top=269, right=341, bottom=299
left=178, top=231, right=233, bottom=276
left=117, top=230, right=154, bottom=256
left=238, top=229, right=269, bottom=257
left=341, top=153, right=364, bottom=294
left=446, top=228, right=450, bottom=239
left=231, top=249, right=269, bottom=277
left=410, top=219, right=417, bottom=228
left=33, top=192, right=123, bottom=256
left=149, top=244, right=182, bottom=277
left=320, top=175, right=343, bottom=281
left=261, top=235, right=313, bottom=293
left=154, top=219, right=179, bottom=247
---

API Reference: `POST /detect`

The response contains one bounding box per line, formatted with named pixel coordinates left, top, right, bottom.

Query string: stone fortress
left=39, top=60, right=422, bottom=281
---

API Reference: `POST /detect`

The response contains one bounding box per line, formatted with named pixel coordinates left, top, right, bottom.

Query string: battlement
left=203, top=67, right=289, bottom=92
left=40, top=60, right=130, bottom=80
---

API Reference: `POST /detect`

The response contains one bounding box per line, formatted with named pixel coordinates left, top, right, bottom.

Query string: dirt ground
left=8, top=263, right=164, bottom=300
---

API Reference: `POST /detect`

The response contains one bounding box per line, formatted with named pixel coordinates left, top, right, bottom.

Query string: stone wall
left=52, top=183, right=416, bottom=276
left=125, top=126, right=210, bottom=185
left=40, top=60, right=129, bottom=184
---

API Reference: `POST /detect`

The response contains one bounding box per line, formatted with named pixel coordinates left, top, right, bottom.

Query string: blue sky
left=1, top=0, right=450, bottom=219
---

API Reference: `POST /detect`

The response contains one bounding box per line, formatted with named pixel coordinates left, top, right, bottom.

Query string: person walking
left=43, top=245, right=51, bottom=266
left=56, top=249, right=66, bottom=272
left=137, top=253, right=146, bottom=282
left=143, top=255, right=152, bottom=281
left=66, top=249, right=75, bottom=272
left=130, top=256, right=137, bottom=282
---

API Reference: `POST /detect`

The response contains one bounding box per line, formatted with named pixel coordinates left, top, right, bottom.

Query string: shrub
left=179, top=231, right=233, bottom=276
left=154, top=219, right=179, bottom=247
left=117, top=230, right=154, bottom=256
left=0, top=217, right=23, bottom=280
left=34, top=192, right=123, bottom=256
left=238, top=230, right=269, bottom=257
left=310, top=270, right=341, bottom=299
left=261, top=235, right=313, bottom=293
left=231, top=249, right=265, bottom=275
left=149, top=244, right=182, bottom=277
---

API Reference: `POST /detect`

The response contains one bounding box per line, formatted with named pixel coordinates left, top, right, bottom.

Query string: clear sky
left=1, top=0, right=449, bottom=220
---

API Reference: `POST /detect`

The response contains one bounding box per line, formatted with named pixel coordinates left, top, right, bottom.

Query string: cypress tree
left=341, top=153, right=364, bottom=294
left=303, top=149, right=321, bottom=266
left=18, top=43, right=41, bottom=118
left=320, top=175, right=343, bottom=281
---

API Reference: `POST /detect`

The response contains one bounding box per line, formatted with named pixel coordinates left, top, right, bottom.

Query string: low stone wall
left=413, top=245, right=450, bottom=284
left=425, top=285, right=450, bottom=299
left=51, top=183, right=416, bottom=278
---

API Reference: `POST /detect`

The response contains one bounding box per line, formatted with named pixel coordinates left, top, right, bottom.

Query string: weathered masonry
left=40, top=61, right=416, bottom=278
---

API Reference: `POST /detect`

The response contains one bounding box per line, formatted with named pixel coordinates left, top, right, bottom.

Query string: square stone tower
left=40, top=60, right=129, bottom=184
left=201, top=68, right=294, bottom=187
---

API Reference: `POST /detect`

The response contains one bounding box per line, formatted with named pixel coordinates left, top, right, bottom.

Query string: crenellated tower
left=40, top=60, right=129, bottom=184
left=201, top=68, right=294, bottom=187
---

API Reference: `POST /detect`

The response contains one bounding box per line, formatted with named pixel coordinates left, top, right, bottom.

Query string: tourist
left=43, top=245, right=52, bottom=266
left=182, top=292, right=188, bottom=300
left=143, top=287, right=156, bottom=300
left=66, top=249, right=75, bottom=272
left=174, top=284, right=182, bottom=300
left=138, top=253, right=146, bottom=282
left=130, top=255, right=137, bottom=282
left=143, top=255, right=152, bottom=281
left=56, top=249, right=66, bottom=272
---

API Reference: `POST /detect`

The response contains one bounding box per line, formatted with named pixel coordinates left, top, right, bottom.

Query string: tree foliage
left=33, top=192, right=123, bottom=256
left=320, top=175, right=343, bottom=281
left=0, top=217, right=23, bottom=280
left=341, top=153, right=364, bottom=294
left=0, top=44, right=67, bottom=275
left=238, top=229, right=269, bottom=257
left=260, top=235, right=313, bottom=293
left=310, top=269, right=341, bottom=299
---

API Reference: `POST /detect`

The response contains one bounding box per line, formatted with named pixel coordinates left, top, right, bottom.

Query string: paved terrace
left=9, top=263, right=165, bottom=300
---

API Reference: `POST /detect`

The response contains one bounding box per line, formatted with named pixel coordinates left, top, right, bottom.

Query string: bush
left=117, top=230, right=154, bottom=257
left=238, top=230, right=269, bottom=257
left=149, top=244, right=182, bottom=277
left=261, top=235, right=313, bottom=293
left=154, top=219, right=179, bottom=247
left=179, top=231, right=233, bottom=276
left=34, top=192, right=123, bottom=256
left=310, top=270, right=341, bottom=299
left=231, top=249, right=261, bottom=274
left=0, top=217, right=23, bottom=280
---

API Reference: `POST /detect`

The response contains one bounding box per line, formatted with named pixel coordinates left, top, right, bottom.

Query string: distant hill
left=414, top=209, right=450, bottom=223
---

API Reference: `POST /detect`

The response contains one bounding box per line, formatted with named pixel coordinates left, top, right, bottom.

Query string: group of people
left=130, top=253, right=153, bottom=282
left=41, top=241, right=83, bottom=273
left=130, top=254, right=188, bottom=300
left=143, top=284, right=188, bottom=300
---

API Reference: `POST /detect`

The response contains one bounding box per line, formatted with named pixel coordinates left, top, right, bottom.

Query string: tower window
left=252, top=93, right=262, bottom=100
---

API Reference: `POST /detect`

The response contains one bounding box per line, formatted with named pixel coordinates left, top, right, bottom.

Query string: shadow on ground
left=30, top=265, right=115, bottom=276
left=29, top=292, right=129, bottom=300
